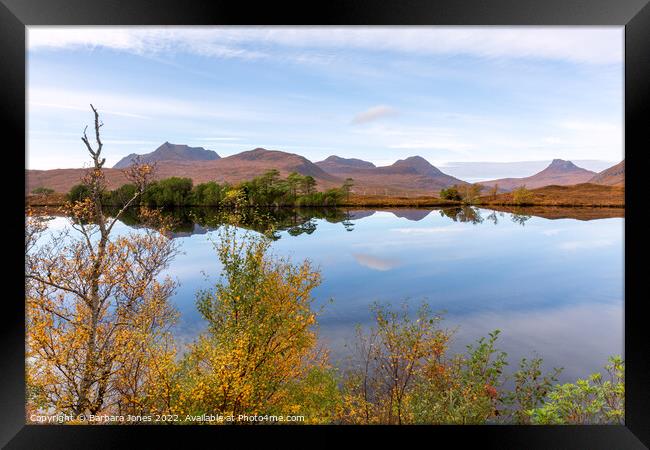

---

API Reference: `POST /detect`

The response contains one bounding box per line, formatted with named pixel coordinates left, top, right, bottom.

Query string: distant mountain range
left=439, top=159, right=616, bottom=182
left=316, top=155, right=466, bottom=194
left=25, top=142, right=624, bottom=195
left=27, top=147, right=339, bottom=194
left=113, top=142, right=220, bottom=168
left=480, top=159, right=597, bottom=192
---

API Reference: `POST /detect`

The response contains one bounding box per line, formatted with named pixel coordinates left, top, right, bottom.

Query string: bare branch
left=26, top=273, right=88, bottom=301
left=90, top=104, right=103, bottom=162
left=81, top=126, right=96, bottom=158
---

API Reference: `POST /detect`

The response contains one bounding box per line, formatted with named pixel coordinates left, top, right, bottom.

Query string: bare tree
left=26, top=105, right=178, bottom=417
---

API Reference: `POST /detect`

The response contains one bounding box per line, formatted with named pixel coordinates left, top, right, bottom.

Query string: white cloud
left=351, top=105, right=396, bottom=125
left=25, top=27, right=623, bottom=169
left=28, top=26, right=623, bottom=65
left=352, top=253, right=401, bottom=271
left=27, top=27, right=267, bottom=60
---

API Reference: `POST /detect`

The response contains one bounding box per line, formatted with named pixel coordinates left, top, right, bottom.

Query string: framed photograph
left=3, top=0, right=649, bottom=447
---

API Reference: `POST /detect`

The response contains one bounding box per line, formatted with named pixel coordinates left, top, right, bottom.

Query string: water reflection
left=439, top=206, right=484, bottom=224
left=511, top=212, right=532, bottom=226
left=65, top=205, right=625, bottom=239
left=32, top=205, right=624, bottom=383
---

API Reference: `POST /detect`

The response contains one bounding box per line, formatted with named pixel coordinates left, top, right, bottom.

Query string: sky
left=27, top=26, right=624, bottom=173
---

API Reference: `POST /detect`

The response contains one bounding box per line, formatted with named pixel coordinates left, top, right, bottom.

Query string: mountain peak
left=235, top=148, right=289, bottom=160
left=539, top=159, right=594, bottom=177
left=390, top=156, right=444, bottom=177
left=400, top=156, right=429, bottom=164
left=481, top=158, right=596, bottom=191
left=113, top=142, right=220, bottom=168
left=316, top=155, right=376, bottom=172
left=547, top=159, right=579, bottom=170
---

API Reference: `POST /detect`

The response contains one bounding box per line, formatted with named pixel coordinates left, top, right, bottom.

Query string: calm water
left=37, top=206, right=624, bottom=382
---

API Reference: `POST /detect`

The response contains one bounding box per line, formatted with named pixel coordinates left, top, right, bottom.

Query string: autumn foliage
left=26, top=105, right=178, bottom=418
left=25, top=106, right=624, bottom=425
left=174, top=227, right=329, bottom=421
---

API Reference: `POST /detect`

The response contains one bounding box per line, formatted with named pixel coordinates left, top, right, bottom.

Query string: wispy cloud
left=26, top=27, right=623, bottom=170
left=28, top=28, right=267, bottom=60
left=28, top=87, right=276, bottom=123
left=351, top=105, right=396, bottom=125
left=28, top=27, right=623, bottom=65
left=201, top=137, right=242, bottom=141
left=558, top=239, right=614, bottom=251
left=29, top=101, right=151, bottom=119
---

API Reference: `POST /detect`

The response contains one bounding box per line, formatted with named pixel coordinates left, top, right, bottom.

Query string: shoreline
left=26, top=197, right=625, bottom=209
left=25, top=181, right=624, bottom=209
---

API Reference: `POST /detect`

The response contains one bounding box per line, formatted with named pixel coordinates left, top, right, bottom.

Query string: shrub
left=192, top=181, right=229, bottom=206
left=500, top=356, right=562, bottom=424
left=459, top=184, right=484, bottom=204
left=409, top=330, right=507, bottom=424
left=66, top=184, right=91, bottom=203
left=340, top=303, right=451, bottom=424
left=528, top=356, right=624, bottom=424
left=105, top=183, right=138, bottom=206
left=440, top=187, right=462, bottom=201
left=512, top=186, right=534, bottom=205
left=176, top=227, right=329, bottom=418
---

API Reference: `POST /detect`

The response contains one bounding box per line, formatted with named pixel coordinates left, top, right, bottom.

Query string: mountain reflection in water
left=92, top=205, right=625, bottom=238
left=31, top=205, right=624, bottom=383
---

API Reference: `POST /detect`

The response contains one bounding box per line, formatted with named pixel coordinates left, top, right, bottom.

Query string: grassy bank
left=478, top=183, right=624, bottom=208
left=26, top=182, right=625, bottom=209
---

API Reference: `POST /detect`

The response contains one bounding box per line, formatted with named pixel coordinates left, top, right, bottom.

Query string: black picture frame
left=2, top=0, right=648, bottom=448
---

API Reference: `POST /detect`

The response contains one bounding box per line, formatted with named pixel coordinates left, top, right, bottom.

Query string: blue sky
left=27, top=27, right=623, bottom=172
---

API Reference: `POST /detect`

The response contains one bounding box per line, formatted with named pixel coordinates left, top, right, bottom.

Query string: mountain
left=209, top=148, right=340, bottom=181
left=481, top=159, right=596, bottom=192
left=27, top=167, right=131, bottom=194
left=316, top=155, right=466, bottom=195
left=380, top=156, right=449, bottom=177
left=133, top=147, right=342, bottom=187
left=316, top=155, right=376, bottom=173
left=440, top=160, right=616, bottom=183
left=588, top=160, right=624, bottom=186
left=390, top=209, right=432, bottom=221
left=113, top=142, right=220, bottom=168
left=27, top=147, right=341, bottom=194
